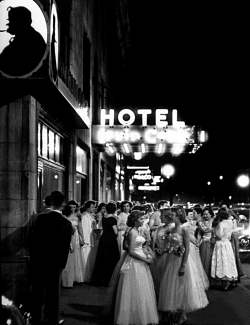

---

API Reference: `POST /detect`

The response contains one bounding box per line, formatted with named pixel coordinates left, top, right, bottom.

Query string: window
left=76, top=146, right=87, bottom=175
left=38, top=122, right=65, bottom=165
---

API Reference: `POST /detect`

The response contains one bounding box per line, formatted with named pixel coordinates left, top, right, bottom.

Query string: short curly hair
left=127, top=210, right=144, bottom=227
left=106, top=201, right=117, bottom=214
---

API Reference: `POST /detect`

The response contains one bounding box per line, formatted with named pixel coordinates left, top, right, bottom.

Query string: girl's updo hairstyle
left=217, top=207, right=229, bottom=220
left=127, top=210, right=144, bottom=227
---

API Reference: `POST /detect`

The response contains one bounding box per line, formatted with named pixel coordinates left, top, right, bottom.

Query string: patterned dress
left=198, top=220, right=214, bottom=280
left=152, top=224, right=174, bottom=300
left=211, top=220, right=238, bottom=281
left=158, top=229, right=208, bottom=313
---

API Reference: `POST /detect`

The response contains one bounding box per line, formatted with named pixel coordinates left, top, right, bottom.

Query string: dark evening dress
left=93, top=215, right=120, bottom=285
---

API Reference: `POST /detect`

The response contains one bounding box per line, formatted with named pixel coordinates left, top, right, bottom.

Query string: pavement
left=59, top=260, right=250, bottom=325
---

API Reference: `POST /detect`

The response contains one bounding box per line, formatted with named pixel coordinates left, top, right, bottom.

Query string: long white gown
left=114, top=235, right=159, bottom=325
left=81, top=211, right=95, bottom=282
left=61, top=213, right=84, bottom=287
left=211, top=220, right=238, bottom=280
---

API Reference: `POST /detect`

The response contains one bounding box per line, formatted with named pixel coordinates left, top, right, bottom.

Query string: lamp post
left=236, top=174, right=250, bottom=203
left=161, top=164, right=175, bottom=206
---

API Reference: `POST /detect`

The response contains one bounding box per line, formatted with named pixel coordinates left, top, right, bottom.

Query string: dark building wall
left=0, top=0, right=131, bottom=305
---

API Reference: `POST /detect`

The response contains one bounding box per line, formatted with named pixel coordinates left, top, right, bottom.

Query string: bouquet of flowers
left=165, top=245, right=185, bottom=257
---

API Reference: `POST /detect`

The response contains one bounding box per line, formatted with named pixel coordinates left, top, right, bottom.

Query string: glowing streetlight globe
left=161, top=164, right=175, bottom=179
left=237, top=175, right=250, bottom=188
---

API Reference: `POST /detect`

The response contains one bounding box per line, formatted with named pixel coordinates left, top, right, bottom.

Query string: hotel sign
left=100, top=108, right=185, bottom=127
left=92, top=124, right=194, bottom=144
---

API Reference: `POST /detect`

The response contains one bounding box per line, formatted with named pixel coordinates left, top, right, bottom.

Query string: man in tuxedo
left=27, top=195, right=53, bottom=255
left=29, top=193, right=72, bottom=325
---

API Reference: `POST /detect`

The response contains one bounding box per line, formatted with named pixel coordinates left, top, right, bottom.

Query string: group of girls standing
left=188, top=204, right=243, bottom=291
left=103, top=206, right=209, bottom=325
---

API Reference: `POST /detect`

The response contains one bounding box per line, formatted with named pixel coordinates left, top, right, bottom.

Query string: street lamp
left=161, top=164, right=175, bottom=205
left=161, top=164, right=175, bottom=179
left=237, top=175, right=250, bottom=188
left=236, top=174, right=250, bottom=203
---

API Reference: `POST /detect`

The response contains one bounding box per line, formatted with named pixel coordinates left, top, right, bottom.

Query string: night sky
left=122, top=1, right=249, bottom=203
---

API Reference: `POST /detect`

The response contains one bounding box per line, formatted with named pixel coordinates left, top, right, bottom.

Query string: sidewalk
left=59, top=265, right=250, bottom=325
left=239, top=263, right=250, bottom=296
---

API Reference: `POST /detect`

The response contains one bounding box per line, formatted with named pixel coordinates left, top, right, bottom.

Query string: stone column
left=0, top=95, right=38, bottom=305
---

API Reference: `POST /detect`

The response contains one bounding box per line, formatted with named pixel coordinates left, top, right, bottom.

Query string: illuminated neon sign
left=138, top=185, right=160, bottom=191
left=100, top=109, right=185, bottom=127
left=92, top=125, right=194, bottom=144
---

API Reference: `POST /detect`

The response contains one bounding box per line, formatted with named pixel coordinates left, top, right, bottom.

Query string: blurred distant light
left=219, top=175, right=223, bottom=180
left=127, top=166, right=149, bottom=169
left=237, top=175, right=250, bottom=188
left=161, top=164, right=175, bottom=179
left=123, top=143, right=130, bottom=154
left=141, top=143, right=146, bottom=154
left=207, top=181, right=211, bottom=186
left=156, top=142, right=164, bottom=155
left=134, top=152, right=142, bottom=160
left=199, top=130, right=206, bottom=143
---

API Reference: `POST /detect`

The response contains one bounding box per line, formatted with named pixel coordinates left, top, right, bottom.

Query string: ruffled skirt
left=211, top=239, right=238, bottom=280
left=114, top=255, right=159, bottom=325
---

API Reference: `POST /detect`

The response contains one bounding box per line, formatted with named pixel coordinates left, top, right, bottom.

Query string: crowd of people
left=27, top=194, right=244, bottom=325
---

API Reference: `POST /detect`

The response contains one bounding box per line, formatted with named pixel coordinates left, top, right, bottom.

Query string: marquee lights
left=93, top=125, right=195, bottom=145
left=93, top=107, right=208, bottom=157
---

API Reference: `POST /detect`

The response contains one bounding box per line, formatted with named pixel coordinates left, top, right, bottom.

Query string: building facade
left=0, top=0, right=131, bottom=304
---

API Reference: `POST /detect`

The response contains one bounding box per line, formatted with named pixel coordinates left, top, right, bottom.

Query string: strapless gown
left=158, top=232, right=208, bottom=313
left=114, top=235, right=159, bottom=325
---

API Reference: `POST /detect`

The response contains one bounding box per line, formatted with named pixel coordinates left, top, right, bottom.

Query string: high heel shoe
left=223, top=283, right=230, bottom=291
left=177, top=315, right=187, bottom=325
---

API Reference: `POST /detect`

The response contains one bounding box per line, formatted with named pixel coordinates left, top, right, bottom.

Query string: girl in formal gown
left=61, top=201, right=84, bottom=287
left=93, top=201, right=120, bottom=286
left=114, top=210, right=159, bottom=325
left=158, top=209, right=208, bottom=325
left=151, top=207, right=174, bottom=300
left=80, top=200, right=96, bottom=282
left=117, top=200, right=132, bottom=255
left=197, top=206, right=215, bottom=284
left=211, top=208, right=238, bottom=290
left=185, top=207, right=209, bottom=291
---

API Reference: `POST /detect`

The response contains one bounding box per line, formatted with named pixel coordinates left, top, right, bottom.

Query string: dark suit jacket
left=31, top=211, right=72, bottom=270
left=27, top=208, right=53, bottom=254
